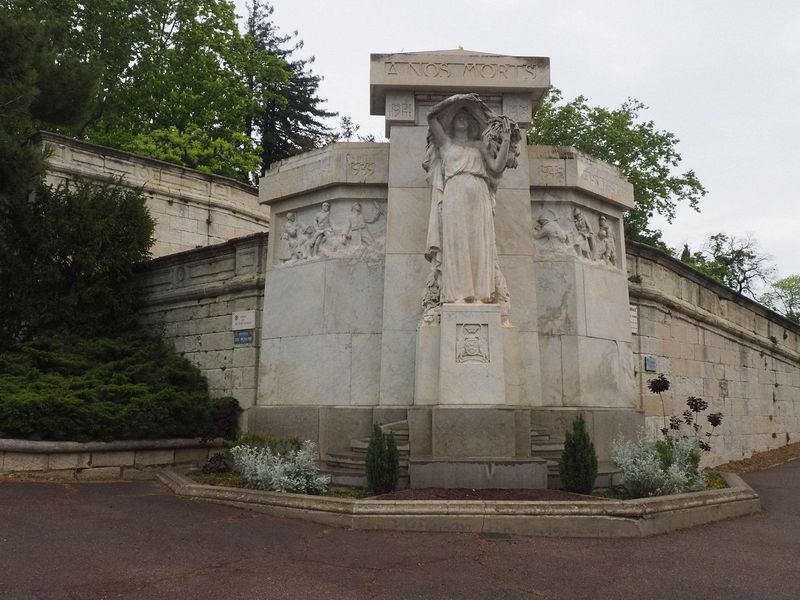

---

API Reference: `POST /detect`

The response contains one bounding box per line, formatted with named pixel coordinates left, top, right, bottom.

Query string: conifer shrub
left=0, top=333, right=240, bottom=442
left=558, top=414, right=598, bottom=494
left=365, top=423, right=400, bottom=495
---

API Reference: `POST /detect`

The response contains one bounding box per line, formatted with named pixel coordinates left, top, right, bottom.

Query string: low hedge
left=0, top=333, right=239, bottom=442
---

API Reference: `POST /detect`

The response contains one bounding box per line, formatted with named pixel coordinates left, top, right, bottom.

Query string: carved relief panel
left=532, top=203, right=620, bottom=268
left=456, top=323, right=490, bottom=364
left=274, top=199, right=387, bottom=266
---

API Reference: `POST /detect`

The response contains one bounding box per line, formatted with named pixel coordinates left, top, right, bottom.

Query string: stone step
left=325, top=451, right=409, bottom=471
left=531, top=442, right=564, bottom=453
left=350, top=439, right=410, bottom=453
left=323, top=468, right=410, bottom=491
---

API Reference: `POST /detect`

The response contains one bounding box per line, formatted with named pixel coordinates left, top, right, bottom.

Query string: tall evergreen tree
left=244, top=0, right=336, bottom=174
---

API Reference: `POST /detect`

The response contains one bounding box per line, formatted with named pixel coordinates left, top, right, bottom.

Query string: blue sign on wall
left=234, top=329, right=254, bottom=345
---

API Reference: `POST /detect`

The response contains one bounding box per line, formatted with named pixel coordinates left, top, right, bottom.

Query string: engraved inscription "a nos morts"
left=385, top=61, right=539, bottom=80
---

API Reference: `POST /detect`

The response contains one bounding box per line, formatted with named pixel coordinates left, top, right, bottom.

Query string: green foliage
left=0, top=333, right=240, bottom=442
left=365, top=423, right=400, bottom=495
left=0, top=9, right=96, bottom=199
left=558, top=414, right=598, bottom=494
left=761, top=275, right=800, bottom=323
left=244, top=0, right=335, bottom=173
left=529, top=89, right=706, bottom=248
left=7, top=0, right=279, bottom=181
left=0, top=178, right=155, bottom=344
left=229, top=433, right=301, bottom=456
left=681, top=233, right=774, bottom=298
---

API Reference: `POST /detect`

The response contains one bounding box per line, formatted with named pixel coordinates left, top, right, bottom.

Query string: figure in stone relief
left=572, top=207, right=595, bottom=259
left=533, top=209, right=569, bottom=244
left=278, top=212, right=304, bottom=263
left=597, top=215, right=617, bottom=266
left=306, top=201, right=334, bottom=257
left=422, top=93, right=521, bottom=322
left=344, top=201, right=383, bottom=249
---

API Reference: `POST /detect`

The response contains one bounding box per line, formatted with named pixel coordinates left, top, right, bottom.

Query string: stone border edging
left=0, top=438, right=224, bottom=479
left=157, top=469, right=761, bottom=538
left=0, top=438, right=224, bottom=453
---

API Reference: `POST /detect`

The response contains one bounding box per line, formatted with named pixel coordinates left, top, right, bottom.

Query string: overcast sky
left=235, top=0, right=800, bottom=280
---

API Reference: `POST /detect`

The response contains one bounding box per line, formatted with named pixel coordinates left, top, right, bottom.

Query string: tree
left=761, top=275, right=800, bottom=323
left=681, top=233, right=775, bottom=298
left=559, top=414, right=598, bottom=495
left=529, top=89, right=706, bottom=248
left=0, top=179, right=155, bottom=345
left=0, top=9, right=96, bottom=198
left=244, top=0, right=336, bottom=174
left=7, top=0, right=283, bottom=181
left=365, top=423, right=400, bottom=495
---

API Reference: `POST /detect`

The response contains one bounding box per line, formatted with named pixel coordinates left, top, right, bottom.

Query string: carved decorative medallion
left=456, top=323, right=490, bottom=363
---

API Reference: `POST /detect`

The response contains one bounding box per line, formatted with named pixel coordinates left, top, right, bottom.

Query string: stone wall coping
left=36, top=131, right=257, bottom=195
left=529, top=145, right=635, bottom=209
left=158, top=469, right=759, bottom=538
left=260, top=142, right=390, bottom=204
left=628, top=240, right=800, bottom=336
left=0, top=438, right=224, bottom=453
left=138, top=232, right=268, bottom=270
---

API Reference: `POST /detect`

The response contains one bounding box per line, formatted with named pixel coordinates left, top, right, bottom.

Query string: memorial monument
left=250, top=50, right=643, bottom=488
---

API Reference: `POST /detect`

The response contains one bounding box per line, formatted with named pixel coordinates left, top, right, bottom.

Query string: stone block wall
left=136, top=234, right=267, bottom=409
left=627, top=241, right=800, bottom=465
left=38, top=131, right=268, bottom=258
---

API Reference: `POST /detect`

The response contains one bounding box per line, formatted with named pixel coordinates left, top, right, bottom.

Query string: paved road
left=1, top=462, right=799, bottom=600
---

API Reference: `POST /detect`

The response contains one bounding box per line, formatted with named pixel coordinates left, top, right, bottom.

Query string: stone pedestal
left=439, top=304, right=506, bottom=405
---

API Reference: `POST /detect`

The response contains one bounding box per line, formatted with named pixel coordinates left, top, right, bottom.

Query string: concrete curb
left=157, top=469, right=761, bottom=538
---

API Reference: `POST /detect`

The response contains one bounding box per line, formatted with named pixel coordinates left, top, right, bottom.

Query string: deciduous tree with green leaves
left=6, top=0, right=287, bottom=181
left=681, top=233, right=775, bottom=299
left=529, top=89, right=706, bottom=248
left=761, top=275, right=800, bottom=323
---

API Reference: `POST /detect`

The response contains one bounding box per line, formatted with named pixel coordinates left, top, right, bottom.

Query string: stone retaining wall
left=136, top=234, right=267, bottom=409
left=38, top=132, right=268, bottom=258
left=132, top=233, right=800, bottom=468
left=627, top=241, right=800, bottom=464
left=0, top=438, right=220, bottom=480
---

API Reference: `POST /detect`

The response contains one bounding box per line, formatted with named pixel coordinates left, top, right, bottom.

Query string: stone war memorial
left=251, top=50, right=642, bottom=488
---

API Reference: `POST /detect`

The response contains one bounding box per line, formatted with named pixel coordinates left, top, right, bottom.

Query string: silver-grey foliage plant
left=611, top=432, right=705, bottom=498
left=230, top=441, right=330, bottom=495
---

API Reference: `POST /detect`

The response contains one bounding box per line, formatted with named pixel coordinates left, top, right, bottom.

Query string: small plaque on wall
left=644, top=356, right=657, bottom=372
left=232, top=310, right=256, bottom=331
left=629, top=305, right=639, bottom=333
left=234, top=329, right=254, bottom=345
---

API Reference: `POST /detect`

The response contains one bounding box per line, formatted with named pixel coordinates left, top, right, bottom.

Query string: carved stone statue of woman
left=422, top=94, right=521, bottom=322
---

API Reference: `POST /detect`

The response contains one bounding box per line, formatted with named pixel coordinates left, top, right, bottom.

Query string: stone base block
left=244, top=405, right=409, bottom=456
left=431, top=407, right=520, bottom=458
left=439, top=304, right=506, bottom=405
left=530, top=407, right=644, bottom=462
left=409, top=458, right=548, bottom=489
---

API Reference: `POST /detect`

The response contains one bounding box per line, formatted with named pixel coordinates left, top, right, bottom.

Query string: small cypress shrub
left=558, top=414, right=598, bottom=494
left=365, top=423, right=399, bottom=494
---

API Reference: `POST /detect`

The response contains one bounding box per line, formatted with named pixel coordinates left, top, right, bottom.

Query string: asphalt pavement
left=1, top=461, right=799, bottom=600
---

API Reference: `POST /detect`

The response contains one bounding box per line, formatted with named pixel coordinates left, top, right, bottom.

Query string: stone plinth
left=439, top=303, right=505, bottom=405
left=409, top=457, right=548, bottom=489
